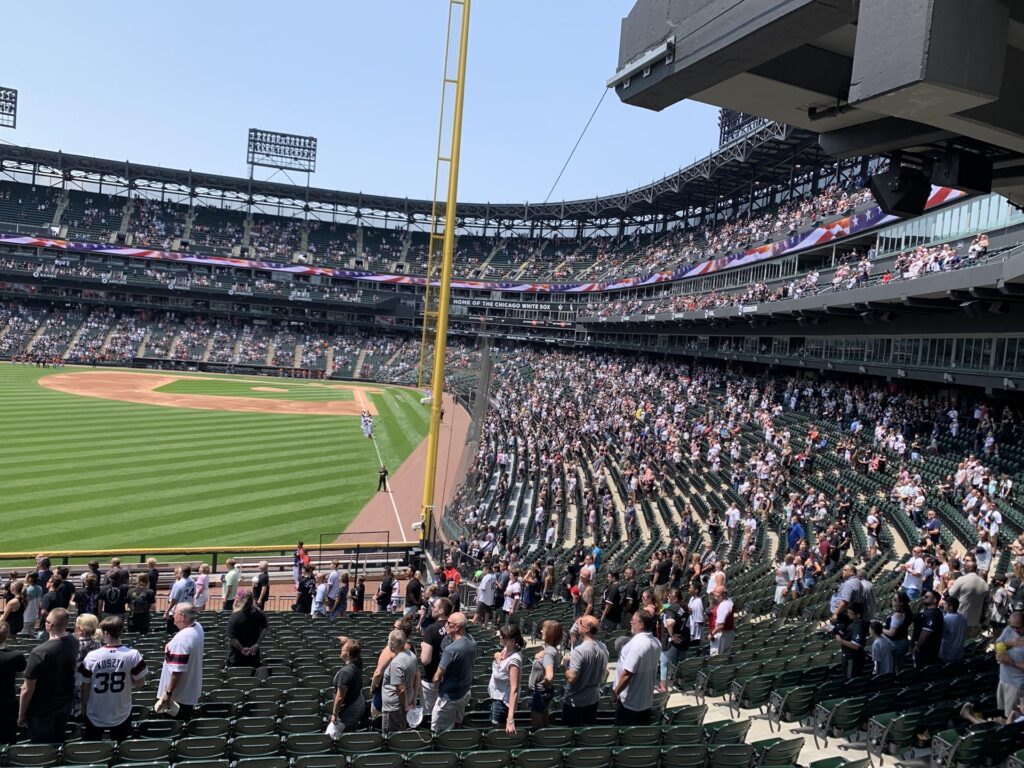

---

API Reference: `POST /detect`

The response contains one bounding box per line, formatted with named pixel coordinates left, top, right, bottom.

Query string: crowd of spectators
left=131, top=200, right=188, bottom=249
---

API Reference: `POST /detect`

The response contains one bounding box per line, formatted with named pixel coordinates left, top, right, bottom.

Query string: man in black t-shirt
left=18, top=607, right=78, bottom=744
left=100, top=572, right=128, bottom=618
left=405, top=568, right=423, bottom=617
left=37, top=577, right=64, bottom=638
left=419, top=597, right=453, bottom=715
left=253, top=562, right=270, bottom=611
left=126, top=574, right=156, bottom=634
left=0, top=622, right=27, bottom=745
left=835, top=602, right=868, bottom=679
left=55, top=567, right=75, bottom=609
left=912, top=589, right=944, bottom=667
left=600, top=571, right=623, bottom=633
left=660, top=588, right=690, bottom=690
left=620, top=567, right=639, bottom=630
left=376, top=568, right=395, bottom=612
left=226, top=592, right=268, bottom=669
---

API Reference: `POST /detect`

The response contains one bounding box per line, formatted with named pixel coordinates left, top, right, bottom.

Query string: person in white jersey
left=157, top=603, right=204, bottom=720
left=79, top=616, right=148, bottom=740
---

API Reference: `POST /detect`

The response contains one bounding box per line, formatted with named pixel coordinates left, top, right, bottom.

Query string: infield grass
left=0, top=364, right=429, bottom=552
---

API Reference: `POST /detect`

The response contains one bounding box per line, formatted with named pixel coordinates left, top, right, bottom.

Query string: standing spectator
left=612, top=610, right=661, bottom=725
left=99, top=572, right=128, bottom=620
left=71, top=615, right=102, bottom=722
left=146, top=558, right=160, bottom=598
left=126, top=574, right=155, bottom=635
left=73, top=573, right=100, bottom=618
left=79, top=616, right=148, bottom=741
left=528, top=620, right=563, bottom=729
left=870, top=621, right=895, bottom=676
left=561, top=615, right=608, bottom=727
left=474, top=564, right=496, bottom=627
left=487, top=624, right=524, bottom=734
left=501, top=569, right=523, bottom=624
left=1, top=582, right=26, bottom=637
left=221, top=559, right=240, bottom=612
left=156, top=604, right=204, bottom=721
left=376, top=568, right=395, bottom=613
left=37, top=576, right=64, bottom=639
left=166, top=567, right=196, bottom=634
left=835, top=603, right=868, bottom=679
left=912, top=589, right=944, bottom=668
left=381, top=629, right=419, bottom=733
left=311, top=574, right=329, bottom=618
left=292, top=542, right=309, bottom=591
left=659, top=587, right=689, bottom=692
left=331, top=573, right=350, bottom=621
left=405, top=568, right=423, bottom=618
left=18, top=607, right=78, bottom=743
left=994, top=610, right=1024, bottom=720
left=600, top=571, right=623, bottom=634
left=21, top=573, right=42, bottom=637
left=226, top=591, right=267, bottom=670
left=939, top=595, right=966, bottom=663
left=687, top=582, right=705, bottom=647
left=252, top=562, right=270, bottom=612
left=430, top=612, right=477, bottom=734
left=351, top=576, right=366, bottom=612
left=194, top=565, right=210, bottom=612
left=947, top=554, right=989, bottom=628
left=295, top=565, right=316, bottom=614
left=325, top=561, right=342, bottom=616
left=330, top=638, right=366, bottom=733
left=899, top=547, right=926, bottom=600
left=420, top=598, right=453, bottom=715
left=709, top=587, right=735, bottom=656
left=0, top=622, right=26, bottom=745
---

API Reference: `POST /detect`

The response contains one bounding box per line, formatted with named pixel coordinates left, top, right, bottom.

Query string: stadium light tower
left=418, top=0, right=472, bottom=548
left=0, top=87, right=18, bottom=129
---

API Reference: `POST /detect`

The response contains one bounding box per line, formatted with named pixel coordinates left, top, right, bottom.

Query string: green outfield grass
left=0, top=364, right=429, bottom=551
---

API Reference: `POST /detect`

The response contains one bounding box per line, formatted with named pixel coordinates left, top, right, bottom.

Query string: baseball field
left=0, top=363, right=430, bottom=552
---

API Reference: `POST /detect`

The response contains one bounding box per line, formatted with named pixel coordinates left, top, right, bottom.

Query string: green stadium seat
left=660, top=745, right=709, bottom=768
left=60, top=741, right=116, bottom=767
left=559, top=748, right=613, bottom=768
left=349, top=755, right=405, bottom=768
left=612, top=746, right=661, bottom=768
left=3, top=744, right=60, bottom=768
left=114, top=739, right=173, bottom=764
left=407, top=754, right=459, bottom=768
left=513, top=748, right=563, bottom=768
left=173, top=737, right=229, bottom=761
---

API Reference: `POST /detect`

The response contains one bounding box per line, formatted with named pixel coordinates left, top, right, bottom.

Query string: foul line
left=368, top=413, right=408, bottom=541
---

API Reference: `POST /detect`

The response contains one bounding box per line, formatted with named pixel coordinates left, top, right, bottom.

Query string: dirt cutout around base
left=39, top=371, right=380, bottom=416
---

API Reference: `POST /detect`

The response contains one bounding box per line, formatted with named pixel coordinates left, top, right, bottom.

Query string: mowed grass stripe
left=0, top=364, right=428, bottom=550
left=0, top=419, right=355, bottom=463
left=2, top=435, right=358, bottom=484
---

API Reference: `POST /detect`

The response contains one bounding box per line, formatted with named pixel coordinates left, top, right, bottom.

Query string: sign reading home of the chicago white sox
left=452, top=297, right=568, bottom=311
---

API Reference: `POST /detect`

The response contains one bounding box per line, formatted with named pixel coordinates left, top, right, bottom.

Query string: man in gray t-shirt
left=381, top=631, right=419, bottom=733
left=562, top=615, right=609, bottom=727
left=431, top=612, right=478, bottom=734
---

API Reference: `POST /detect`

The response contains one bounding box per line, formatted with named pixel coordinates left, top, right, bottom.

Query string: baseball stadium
left=1, top=2, right=1024, bottom=766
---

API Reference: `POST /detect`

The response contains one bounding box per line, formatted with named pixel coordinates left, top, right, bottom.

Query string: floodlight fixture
left=0, top=87, right=17, bottom=129
left=246, top=128, right=317, bottom=173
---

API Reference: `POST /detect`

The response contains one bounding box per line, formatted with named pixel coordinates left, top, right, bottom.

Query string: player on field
left=79, top=616, right=148, bottom=740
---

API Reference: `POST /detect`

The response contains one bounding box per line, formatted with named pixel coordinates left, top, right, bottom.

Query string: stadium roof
left=0, top=122, right=829, bottom=223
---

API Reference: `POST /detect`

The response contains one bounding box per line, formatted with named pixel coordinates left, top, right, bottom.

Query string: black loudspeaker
left=930, top=149, right=992, bottom=195
left=869, top=166, right=931, bottom=217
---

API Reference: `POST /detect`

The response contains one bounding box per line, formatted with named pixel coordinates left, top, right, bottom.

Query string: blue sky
left=0, top=2, right=719, bottom=204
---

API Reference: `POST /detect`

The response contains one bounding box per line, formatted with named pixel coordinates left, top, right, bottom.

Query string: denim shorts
left=490, top=699, right=509, bottom=725
left=530, top=685, right=555, bottom=712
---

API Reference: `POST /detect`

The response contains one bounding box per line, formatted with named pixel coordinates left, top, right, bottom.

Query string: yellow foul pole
left=420, top=0, right=471, bottom=546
